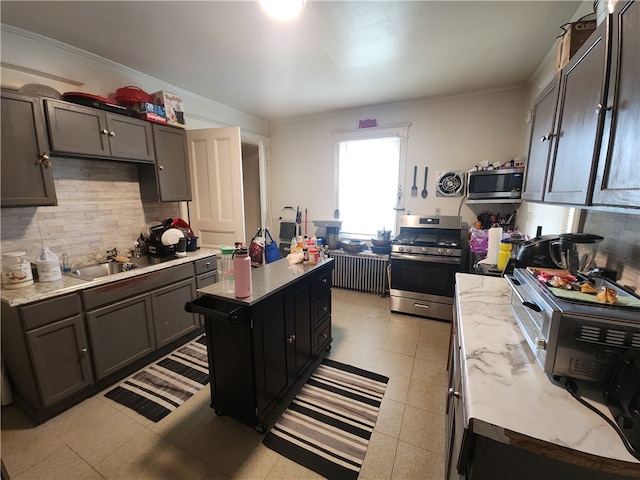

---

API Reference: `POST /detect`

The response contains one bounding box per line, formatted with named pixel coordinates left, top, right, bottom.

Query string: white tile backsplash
left=1, top=157, right=180, bottom=265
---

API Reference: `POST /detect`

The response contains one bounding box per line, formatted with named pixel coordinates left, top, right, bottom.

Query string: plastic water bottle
left=220, top=245, right=235, bottom=294
left=233, top=247, right=252, bottom=298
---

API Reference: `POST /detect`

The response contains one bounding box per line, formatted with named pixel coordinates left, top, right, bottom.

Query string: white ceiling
left=0, top=1, right=581, bottom=121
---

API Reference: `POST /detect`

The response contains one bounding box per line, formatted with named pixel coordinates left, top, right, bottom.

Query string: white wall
left=267, top=88, right=528, bottom=230
left=0, top=26, right=268, bottom=136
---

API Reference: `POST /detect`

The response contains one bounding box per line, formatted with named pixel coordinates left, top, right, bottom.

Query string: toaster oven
left=506, top=268, right=640, bottom=382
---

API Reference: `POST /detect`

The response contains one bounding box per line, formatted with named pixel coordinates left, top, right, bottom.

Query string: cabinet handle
left=322, top=333, right=328, bottom=339
left=287, top=334, right=296, bottom=344
left=205, top=262, right=211, bottom=267
left=80, top=347, right=88, bottom=357
left=109, top=131, right=116, bottom=137
left=35, top=152, right=52, bottom=168
left=321, top=306, right=328, bottom=313
left=158, top=165, right=165, bottom=170
left=540, top=132, right=556, bottom=142
left=448, top=387, right=460, bottom=398
left=595, top=103, right=613, bottom=115
left=101, top=129, right=108, bottom=135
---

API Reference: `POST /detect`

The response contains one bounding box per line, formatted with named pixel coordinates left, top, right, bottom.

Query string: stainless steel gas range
left=389, top=215, right=467, bottom=321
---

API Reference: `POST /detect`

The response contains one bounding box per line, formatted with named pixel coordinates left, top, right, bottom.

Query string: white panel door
left=186, top=126, right=246, bottom=248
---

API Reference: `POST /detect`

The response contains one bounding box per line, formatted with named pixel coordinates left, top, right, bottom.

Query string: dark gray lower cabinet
left=86, top=294, right=156, bottom=380
left=1, top=294, right=93, bottom=416
left=151, top=278, right=198, bottom=348
left=1, top=256, right=216, bottom=423
left=83, top=263, right=199, bottom=379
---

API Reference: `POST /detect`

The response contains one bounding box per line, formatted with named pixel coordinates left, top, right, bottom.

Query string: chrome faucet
left=106, top=248, right=118, bottom=261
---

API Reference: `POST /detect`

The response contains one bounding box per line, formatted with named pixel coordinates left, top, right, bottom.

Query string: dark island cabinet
left=187, top=260, right=334, bottom=432
left=138, top=124, right=192, bottom=202
left=1, top=90, right=57, bottom=207
left=592, top=0, right=640, bottom=207
left=1, top=294, right=93, bottom=416
left=44, top=99, right=155, bottom=163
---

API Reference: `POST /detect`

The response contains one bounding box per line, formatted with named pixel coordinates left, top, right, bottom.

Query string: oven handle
left=390, top=253, right=461, bottom=265
left=504, top=275, right=542, bottom=313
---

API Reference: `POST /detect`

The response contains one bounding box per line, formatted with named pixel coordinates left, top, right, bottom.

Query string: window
left=517, top=202, right=579, bottom=238
left=334, top=124, right=409, bottom=237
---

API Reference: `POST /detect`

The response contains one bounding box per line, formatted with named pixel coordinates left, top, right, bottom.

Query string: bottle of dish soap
left=36, top=247, right=62, bottom=282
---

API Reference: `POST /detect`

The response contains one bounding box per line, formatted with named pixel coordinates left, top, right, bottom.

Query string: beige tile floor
left=1, top=289, right=450, bottom=480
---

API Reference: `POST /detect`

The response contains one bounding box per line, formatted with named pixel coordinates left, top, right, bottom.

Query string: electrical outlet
left=435, top=208, right=441, bottom=216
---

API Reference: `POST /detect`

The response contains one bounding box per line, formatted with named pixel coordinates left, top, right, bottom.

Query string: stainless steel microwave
left=467, top=168, right=524, bottom=200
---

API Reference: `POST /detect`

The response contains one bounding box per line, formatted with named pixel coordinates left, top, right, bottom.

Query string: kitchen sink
left=64, top=255, right=177, bottom=281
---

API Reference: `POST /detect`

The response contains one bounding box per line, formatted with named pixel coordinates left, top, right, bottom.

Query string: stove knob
left=421, top=247, right=428, bottom=254
left=446, top=248, right=452, bottom=255
left=404, top=246, right=412, bottom=253
left=437, top=248, right=444, bottom=255
left=535, top=337, right=547, bottom=350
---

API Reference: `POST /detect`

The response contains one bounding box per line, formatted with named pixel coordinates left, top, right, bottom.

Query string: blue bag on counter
left=265, top=228, right=280, bottom=264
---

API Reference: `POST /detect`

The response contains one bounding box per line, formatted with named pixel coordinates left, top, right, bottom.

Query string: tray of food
left=526, top=267, right=640, bottom=309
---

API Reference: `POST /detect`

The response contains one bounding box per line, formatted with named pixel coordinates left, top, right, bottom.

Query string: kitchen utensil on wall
left=411, top=166, right=418, bottom=197
left=422, top=166, right=428, bottom=198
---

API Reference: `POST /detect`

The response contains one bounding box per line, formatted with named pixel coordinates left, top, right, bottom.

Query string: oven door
left=390, top=253, right=460, bottom=298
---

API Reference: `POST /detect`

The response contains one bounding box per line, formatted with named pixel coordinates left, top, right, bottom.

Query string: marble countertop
left=1, top=248, right=218, bottom=308
left=455, top=273, right=640, bottom=474
left=197, top=257, right=333, bottom=306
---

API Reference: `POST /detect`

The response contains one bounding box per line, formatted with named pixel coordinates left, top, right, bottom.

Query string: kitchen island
left=449, top=273, right=640, bottom=479
left=187, top=258, right=334, bottom=432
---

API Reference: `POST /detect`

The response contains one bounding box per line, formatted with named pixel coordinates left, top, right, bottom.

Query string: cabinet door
left=106, top=113, right=155, bottom=162
left=26, top=315, right=93, bottom=407
left=253, top=294, right=289, bottom=416
left=155, top=125, right=191, bottom=200
left=522, top=80, right=560, bottom=202
left=1, top=91, right=57, bottom=207
left=86, top=294, right=155, bottom=379
left=151, top=278, right=199, bottom=348
left=545, top=24, right=607, bottom=205
left=288, top=281, right=313, bottom=382
left=445, top=312, right=466, bottom=480
left=45, top=99, right=110, bottom=157
left=592, top=1, right=640, bottom=207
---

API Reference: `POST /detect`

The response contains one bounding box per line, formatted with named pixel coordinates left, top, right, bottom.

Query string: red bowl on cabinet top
left=115, top=86, right=153, bottom=105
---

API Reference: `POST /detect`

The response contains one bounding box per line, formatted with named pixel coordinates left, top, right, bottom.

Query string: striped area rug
left=263, top=358, right=389, bottom=480
left=104, top=335, right=209, bottom=422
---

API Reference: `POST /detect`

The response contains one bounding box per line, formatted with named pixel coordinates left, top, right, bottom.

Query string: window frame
left=333, top=123, right=410, bottom=237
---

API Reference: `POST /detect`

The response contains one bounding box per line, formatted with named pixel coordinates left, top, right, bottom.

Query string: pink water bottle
left=233, top=247, right=252, bottom=298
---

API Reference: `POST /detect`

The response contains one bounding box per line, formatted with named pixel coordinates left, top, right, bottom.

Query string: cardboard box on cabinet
left=152, top=90, right=185, bottom=128
left=555, top=18, right=597, bottom=73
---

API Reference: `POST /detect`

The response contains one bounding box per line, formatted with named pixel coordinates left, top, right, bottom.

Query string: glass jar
left=2, top=251, right=34, bottom=289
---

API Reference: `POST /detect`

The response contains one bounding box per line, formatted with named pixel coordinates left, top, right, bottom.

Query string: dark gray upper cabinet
left=138, top=124, right=192, bottom=202
left=544, top=21, right=607, bottom=205
left=522, top=80, right=560, bottom=202
left=523, top=2, right=639, bottom=209
left=1, top=90, right=57, bottom=207
left=45, top=99, right=155, bottom=163
left=592, top=0, right=640, bottom=208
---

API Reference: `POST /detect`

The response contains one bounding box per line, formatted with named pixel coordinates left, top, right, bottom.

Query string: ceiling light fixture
left=260, top=0, right=306, bottom=21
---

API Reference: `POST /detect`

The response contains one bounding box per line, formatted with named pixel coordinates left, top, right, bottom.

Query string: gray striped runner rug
left=263, top=358, right=389, bottom=480
left=104, top=335, right=209, bottom=422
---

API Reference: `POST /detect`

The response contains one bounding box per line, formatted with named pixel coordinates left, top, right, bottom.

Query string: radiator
left=329, top=251, right=389, bottom=296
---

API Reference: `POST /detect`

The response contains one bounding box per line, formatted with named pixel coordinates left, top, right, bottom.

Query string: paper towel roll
left=485, top=227, right=503, bottom=265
